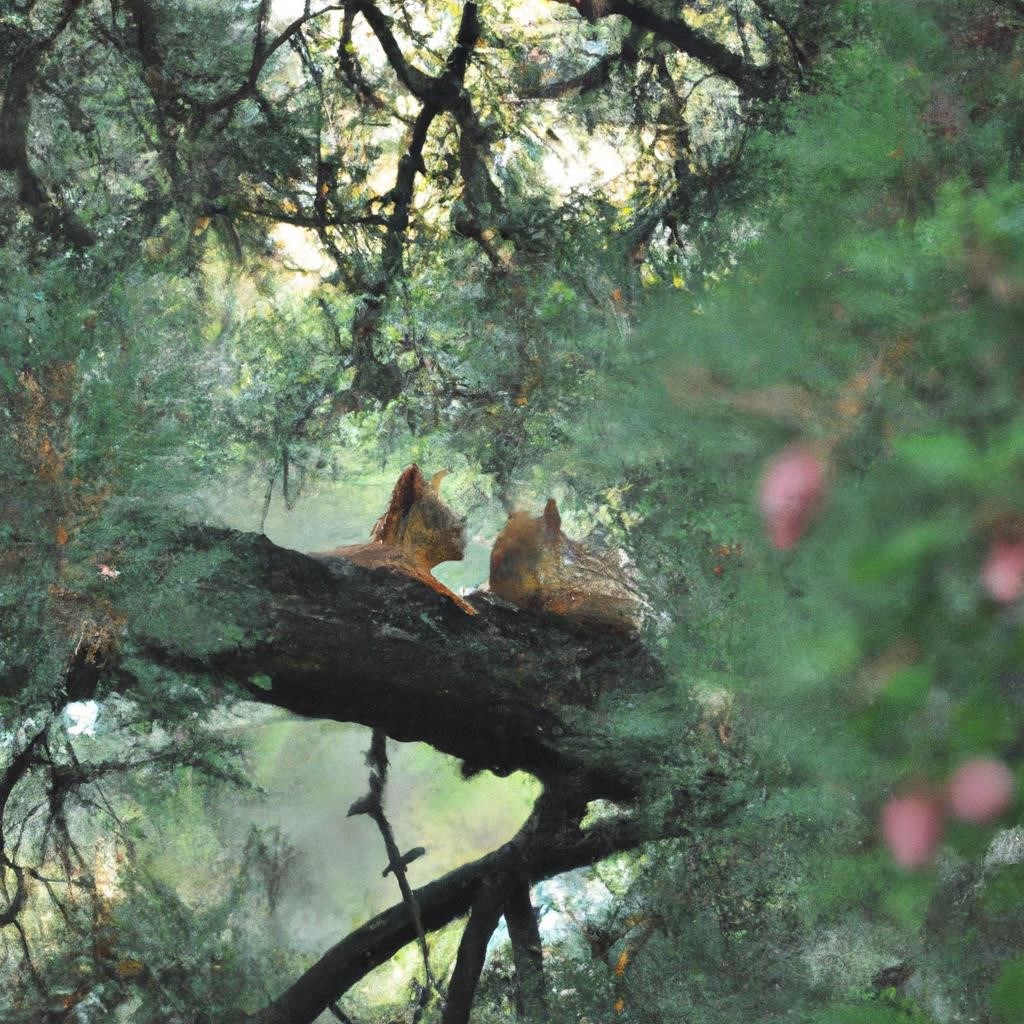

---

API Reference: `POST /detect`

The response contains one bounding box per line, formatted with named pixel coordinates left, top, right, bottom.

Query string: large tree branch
left=444, top=0, right=481, bottom=85
left=552, top=0, right=778, bottom=98
left=503, top=873, right=548, bottom=1021
left=346, top=0, right=436, bottom=99
left=441, top=878, right=504, bottom=1024
left=49, top=513, right=741, bottom=1024
left=108, top=527, right=669, bottom=799
left=337, top=6, right=386, bottom=108
left=101, top=520, right=738, bottom=1024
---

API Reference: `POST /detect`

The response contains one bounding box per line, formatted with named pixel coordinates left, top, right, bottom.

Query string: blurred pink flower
left=759, top=446, right=826, bottom=550
left=948, top=758, right=1015, bottom=823
left=981, top=540, right=1024, bottom=603
left=881, top=793, right=944, bottom=869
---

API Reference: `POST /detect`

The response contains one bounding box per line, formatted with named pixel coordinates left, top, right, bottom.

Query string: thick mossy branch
left=108, top=526, right=670, bottom=799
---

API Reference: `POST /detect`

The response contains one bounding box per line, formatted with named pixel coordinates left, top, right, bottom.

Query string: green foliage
left=98, top=830, right=302, bottom=1023
left=503, top=3, right=1024, bottom=1020
left=807, top=1003, right=932, bottom=1024
left=992, top=955, right=1024, bottom=1022
left=6, top=0, right=1024, bottom=1019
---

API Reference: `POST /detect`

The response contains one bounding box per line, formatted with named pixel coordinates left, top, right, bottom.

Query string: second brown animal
left=489, top=498, right=640, bottom=635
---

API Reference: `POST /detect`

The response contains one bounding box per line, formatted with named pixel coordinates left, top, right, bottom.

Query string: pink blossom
left=758, top=446, right=826, bottom=550
left=881, top=793, right=944, bottom=869
left=981, top=540, right=1024, bottom=603
left=947, top=758, right=1015, bottom=824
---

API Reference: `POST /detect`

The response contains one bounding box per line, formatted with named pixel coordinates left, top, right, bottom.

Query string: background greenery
left=3, top=0, right=1024, bottom=1021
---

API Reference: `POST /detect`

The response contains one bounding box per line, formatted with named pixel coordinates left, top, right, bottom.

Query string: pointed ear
left=430, top=469, right=450, bottom=493
left=542, top=498, right=562, bottom=538
left=372, top=465, right=426, bottom=542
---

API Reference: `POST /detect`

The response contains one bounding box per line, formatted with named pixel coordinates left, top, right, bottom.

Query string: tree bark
left=102, top=526, right=673, bottom=800
left=504, top=874, right=548, bottom=1022
left=440, top=878, right=504, bottom=1024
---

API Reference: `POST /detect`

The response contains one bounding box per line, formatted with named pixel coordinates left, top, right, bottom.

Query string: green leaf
left=882, top=664, right=933, bottom=713
left=892, top=434, right=979, bottom=485
left=850, top=519, right=962, bottom=583
left=952, top=692, right=1016, bottom=755
left=980, top=865, right=1024, bottom=915
left=882, top=873, right=935, bottom=931
left=992, top=955, right=1024, bottom=1022
left=988, top=417, right=1024, bottom=473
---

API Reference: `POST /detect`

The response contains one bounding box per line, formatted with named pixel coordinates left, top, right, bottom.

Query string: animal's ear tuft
left=373, top=465, right=427, bottom=542
left=543, top=499, right=562, bottom=538
left=430, top=468, right=450, bottom=493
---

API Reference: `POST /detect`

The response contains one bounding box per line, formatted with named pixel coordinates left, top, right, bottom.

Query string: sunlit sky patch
left=65, top=700, right=99, bottom=736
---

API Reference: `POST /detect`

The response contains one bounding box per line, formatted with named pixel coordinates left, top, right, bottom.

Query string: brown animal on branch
left=489, top=499, right=640, bottom=634
left=315, top=465, right=476, bottom=615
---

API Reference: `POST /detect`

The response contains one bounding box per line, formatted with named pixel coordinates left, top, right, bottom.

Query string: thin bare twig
left=352, top=729, right=441, bottom=998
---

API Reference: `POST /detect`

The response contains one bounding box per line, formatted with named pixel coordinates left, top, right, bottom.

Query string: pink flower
left=881, top=793, right=944, bottom=869
left=947, top=758, right=1015, bottom=824
left=758, top=446, right=826, bottom=550
left=981, top=540, right=1024, bottom=603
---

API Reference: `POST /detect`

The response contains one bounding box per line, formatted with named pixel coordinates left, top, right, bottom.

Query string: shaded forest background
left=3, top=0, right=1024, bottom=1022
